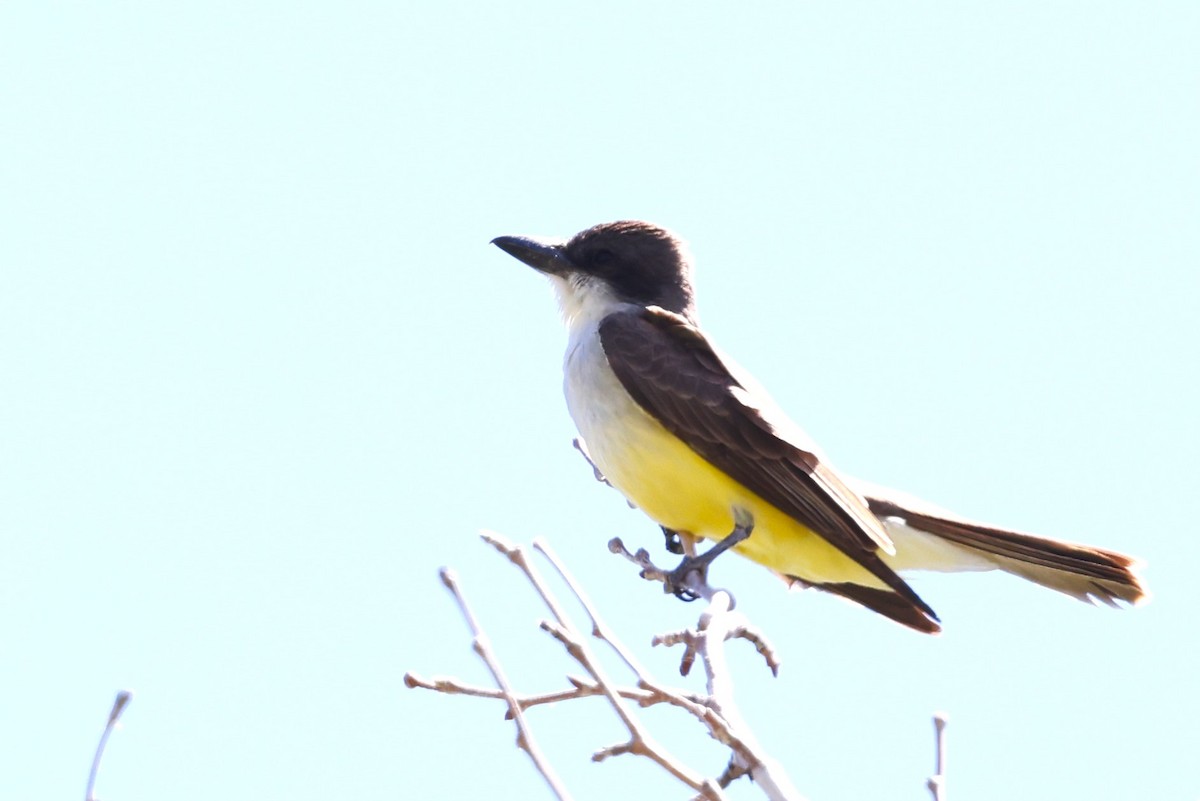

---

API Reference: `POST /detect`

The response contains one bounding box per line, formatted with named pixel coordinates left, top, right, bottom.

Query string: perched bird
left=492, top=221, right=1146, bottom=633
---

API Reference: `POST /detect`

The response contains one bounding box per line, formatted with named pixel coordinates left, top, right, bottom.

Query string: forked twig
left=402, top=672, right=693, bottom=715
left=437, top=567, right=572, bottom=800
left=407, top=532, right=807, bottom=800
left=410, top=528, right=956, bottom=801
left=479, top=531, right=716, bottom=796
left=652, top=574, right=800, bottom=801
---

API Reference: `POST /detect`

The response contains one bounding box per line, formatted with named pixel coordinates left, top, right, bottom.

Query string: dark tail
left=865, top=495, right=1146, bottom=607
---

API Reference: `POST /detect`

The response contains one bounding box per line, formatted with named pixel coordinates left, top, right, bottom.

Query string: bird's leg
left=664, top=509, right=754, bottom=601
left=608, top=511, right=752, bottom=601
left=661, top=526, right=700, bottom=556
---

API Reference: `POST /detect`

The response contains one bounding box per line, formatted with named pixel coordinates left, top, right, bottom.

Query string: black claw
left=661, top=526, right=684, bottom=555
left=673, top=585, right=701, bottom=602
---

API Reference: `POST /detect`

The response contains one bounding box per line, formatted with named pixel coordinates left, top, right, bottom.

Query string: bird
left=492, top=220, right=1146, bottom=633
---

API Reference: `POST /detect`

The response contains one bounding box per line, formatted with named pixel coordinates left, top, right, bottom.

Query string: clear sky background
left=2, top=2, right=1197, bottom=799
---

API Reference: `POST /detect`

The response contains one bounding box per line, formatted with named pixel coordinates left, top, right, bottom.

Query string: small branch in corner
left=926, top=713, right=947, bottom=801
left=84, top=690, right=133, bottom=801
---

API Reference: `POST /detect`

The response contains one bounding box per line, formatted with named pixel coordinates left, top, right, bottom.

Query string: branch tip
left=85, top=691, right=133, bottom=801
left=480, top=529, right=525, bottom=563
left=108, top=691, right=133, bottom=725
left=593, top=740, right=638, bottom=762
left=927, top=712, right=948, bottom=801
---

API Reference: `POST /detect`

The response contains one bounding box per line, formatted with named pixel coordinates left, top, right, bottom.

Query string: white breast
left=549, top=273, right=657, bottom=486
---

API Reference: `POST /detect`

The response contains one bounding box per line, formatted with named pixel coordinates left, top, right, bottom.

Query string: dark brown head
left=492, top=221, right=696, bottom=319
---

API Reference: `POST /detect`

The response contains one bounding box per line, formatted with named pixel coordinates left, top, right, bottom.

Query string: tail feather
left=864, top=493, right=1146, bottom=607
left=804, top=578, right=943, bottom=633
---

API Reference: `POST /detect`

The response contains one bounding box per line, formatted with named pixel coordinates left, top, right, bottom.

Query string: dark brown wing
left=598, top=306, right=938, bottom=624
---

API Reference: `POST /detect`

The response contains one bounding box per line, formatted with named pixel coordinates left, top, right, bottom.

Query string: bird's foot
left=661, top=526, right=685, bottom=555
left=611, top=510, right=754, bottom=602
left=663, top=512, right=754, bottom=601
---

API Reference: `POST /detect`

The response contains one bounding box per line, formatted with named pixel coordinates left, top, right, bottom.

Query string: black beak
left=491, top=235, right=573, bottom=276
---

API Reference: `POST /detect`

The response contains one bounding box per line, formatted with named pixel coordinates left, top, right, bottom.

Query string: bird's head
left=492, top=221, right=696, bottom=323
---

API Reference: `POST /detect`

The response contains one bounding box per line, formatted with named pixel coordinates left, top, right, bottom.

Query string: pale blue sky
left=2, top=2, right=1197, bottom=799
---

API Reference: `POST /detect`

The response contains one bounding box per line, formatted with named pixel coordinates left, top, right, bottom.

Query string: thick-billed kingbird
left=492, top=221, right=1145, bottom=633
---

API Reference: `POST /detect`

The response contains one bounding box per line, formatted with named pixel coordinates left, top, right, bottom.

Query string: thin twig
left=84, top=690, right=132, bottom=801
left=927, top=713, right=948, bottom=801
left=411, top=533, right=806, bottom=800
left=729, top=622, right=782, bottom=678
left=582, top=533, right=801, bottom=798
left=439, top=567, right=572, bottom=800
left=480, top=532, right=717, bottom=797
left=404, top=671, right=697, bottom=714
left=536, top=539, right=654, bottom=680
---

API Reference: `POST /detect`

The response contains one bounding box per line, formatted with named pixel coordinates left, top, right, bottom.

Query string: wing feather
left=599, top=308, right=884, bottom=549
left=597, top=307, right=933, bottom=618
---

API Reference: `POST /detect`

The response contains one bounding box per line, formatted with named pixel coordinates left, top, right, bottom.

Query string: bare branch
left=480, top=531, right=714, bottom=794
left=405, top=671, right=680, bottom=716
left=411, top=533, right=808, bottom=800
left=728, top=622, right=782, bottom=678
left=927, top=713, right=948, bottom=801
left=593, top=740, right=639, bottom=761
left=537, top=539, right=660, bottom=682
left=404, top=672, right=519, bottom=699
left=438, top=567, right=572, bottom=800
left=84, top=690, right=132, bottom=801
left=650, top=570, right=805, bottom=801
left=608, top=536, right=680, bottom=591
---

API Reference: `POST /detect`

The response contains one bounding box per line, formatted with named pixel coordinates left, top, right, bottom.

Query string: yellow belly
left=588, top=411, right=887, bottom=591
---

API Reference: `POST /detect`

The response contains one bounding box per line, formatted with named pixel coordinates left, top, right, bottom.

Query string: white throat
left=548, top=273, right=630, bottom=341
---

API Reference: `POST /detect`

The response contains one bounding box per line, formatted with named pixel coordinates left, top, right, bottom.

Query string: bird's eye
left=591, top=248, right=616, bottom=267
